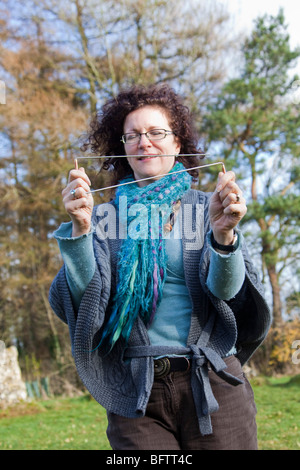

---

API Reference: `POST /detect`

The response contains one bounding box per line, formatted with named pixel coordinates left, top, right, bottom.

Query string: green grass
left=0, top=376, right=299, bottom=450
left=0, top=395, right=111, bottom=450
left=252, top=375, right=300, bottom=450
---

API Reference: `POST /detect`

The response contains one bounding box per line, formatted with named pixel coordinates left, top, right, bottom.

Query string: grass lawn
left=252, top=375, right=300, bottom=450
left=0, top=395, right=110, bottom=450
left=0, top=375, right=299, bottom=450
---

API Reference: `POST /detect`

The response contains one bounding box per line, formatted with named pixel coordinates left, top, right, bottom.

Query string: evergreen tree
left=203, top=10, right=300, bottom=326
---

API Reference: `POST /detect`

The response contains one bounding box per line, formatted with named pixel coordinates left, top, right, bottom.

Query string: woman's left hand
left=209, top=171, right=247, bottom=245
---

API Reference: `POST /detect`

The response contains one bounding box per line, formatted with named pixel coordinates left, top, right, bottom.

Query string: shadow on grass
left=251, top=374, right=300, bottom=388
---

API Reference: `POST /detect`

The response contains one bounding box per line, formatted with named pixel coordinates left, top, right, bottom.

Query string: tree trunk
left=266, top=263, right=283, bottom=326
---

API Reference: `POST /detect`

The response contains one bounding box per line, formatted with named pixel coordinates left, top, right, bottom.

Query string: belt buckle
left=184, top=356, right=191, bottom=372
left=154, top=357, right=171, bottom=379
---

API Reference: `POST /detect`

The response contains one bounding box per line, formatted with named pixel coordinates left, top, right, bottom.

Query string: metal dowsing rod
left=73, top=157, right=226, bottom=194
left=75, top=153, right=208, bottom=159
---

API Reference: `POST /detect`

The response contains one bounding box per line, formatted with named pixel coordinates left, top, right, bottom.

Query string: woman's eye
left=149, top=130, right=164, bottom=136
left=127, top=134, right=137, bottom=140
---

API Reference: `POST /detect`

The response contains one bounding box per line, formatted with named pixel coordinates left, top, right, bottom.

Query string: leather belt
left=125, top=343, right=243, bottom=436
left=154, top=356, right=190, bottom=379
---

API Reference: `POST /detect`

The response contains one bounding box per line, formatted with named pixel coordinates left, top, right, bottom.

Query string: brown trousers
left=106, top=355, right=258, bottom=450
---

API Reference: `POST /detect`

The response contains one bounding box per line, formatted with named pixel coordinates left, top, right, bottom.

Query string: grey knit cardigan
left=49, top=189, right=271, bottom=435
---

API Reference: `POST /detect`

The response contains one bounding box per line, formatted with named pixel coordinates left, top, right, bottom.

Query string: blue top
left=54, top=214, right=245, bottom=353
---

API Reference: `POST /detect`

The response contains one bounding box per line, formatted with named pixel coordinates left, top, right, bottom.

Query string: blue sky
left=222, top=0, right=300, bottom=75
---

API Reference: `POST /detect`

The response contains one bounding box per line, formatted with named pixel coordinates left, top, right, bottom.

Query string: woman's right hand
left=62, top=166, right=94, bottom=237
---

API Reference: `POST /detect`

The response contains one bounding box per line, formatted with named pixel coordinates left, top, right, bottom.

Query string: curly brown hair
left=81, top=83, right=203, bottom=185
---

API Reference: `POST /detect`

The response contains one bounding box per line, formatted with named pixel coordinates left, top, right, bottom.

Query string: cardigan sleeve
left=206, top=230, right=246, bottom=301
left=48, top=221, right=112, bottom=354
left=199, top=234, right=272, bottom=364
left=53, top=222, right=96, bottom=311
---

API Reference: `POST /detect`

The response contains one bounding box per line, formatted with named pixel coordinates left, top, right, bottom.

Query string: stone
left=0, top=343, right=27, bottom=408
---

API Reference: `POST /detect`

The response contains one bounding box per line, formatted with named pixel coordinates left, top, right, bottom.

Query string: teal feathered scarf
left=99, top=162, right=192, bottom=353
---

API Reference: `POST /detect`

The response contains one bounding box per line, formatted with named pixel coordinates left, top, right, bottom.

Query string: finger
left=223, top=202, right=247, bottom=217
left=222, top=191, right=245, bottom=208
left=63, top=189, right=91, bottom=208
left=216, top=171, right=236, bottom=192
left=63, top=178, right=91, bottom=198
left=68, top=168, right=91, bottom=186
left=64, top=194, right=92, bottom=213
left=69, top=186, right=89, bottom=201
left=219, top=181, right=243, bottom=203
left=68, top=167, right=91, bottom=185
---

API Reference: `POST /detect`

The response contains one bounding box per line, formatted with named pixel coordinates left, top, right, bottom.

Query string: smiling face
left=123, top=106, right=181, bottom=187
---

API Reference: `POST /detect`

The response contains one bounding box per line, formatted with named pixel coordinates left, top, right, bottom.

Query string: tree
left=0, top=0, right=239, bottom=387
left=31, top=0, right=234, bottom=111
left=0, top=13, right=88, bottom=379
left=202, top=10, right=300, bottom=326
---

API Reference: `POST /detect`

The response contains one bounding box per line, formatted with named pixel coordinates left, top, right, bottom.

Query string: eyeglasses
left=121, top=129, right=175, bottom=145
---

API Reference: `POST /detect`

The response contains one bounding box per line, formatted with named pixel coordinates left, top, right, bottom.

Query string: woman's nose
left=138, top=133, right=152, bottom=147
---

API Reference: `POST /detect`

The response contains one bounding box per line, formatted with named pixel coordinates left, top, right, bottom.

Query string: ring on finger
left=70, top=189, right=77, bottom=199
left=236, top=193, right=240, bottom=202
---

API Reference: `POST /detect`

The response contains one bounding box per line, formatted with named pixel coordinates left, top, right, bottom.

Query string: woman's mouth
left=137, top=155, right=158, bottom=161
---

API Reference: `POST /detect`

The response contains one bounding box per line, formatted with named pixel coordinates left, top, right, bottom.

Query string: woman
left=49, top=84, right=271, bottom=450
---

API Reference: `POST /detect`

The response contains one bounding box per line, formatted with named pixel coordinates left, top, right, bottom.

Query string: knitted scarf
left=99, top=162, right=192, bottom=353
